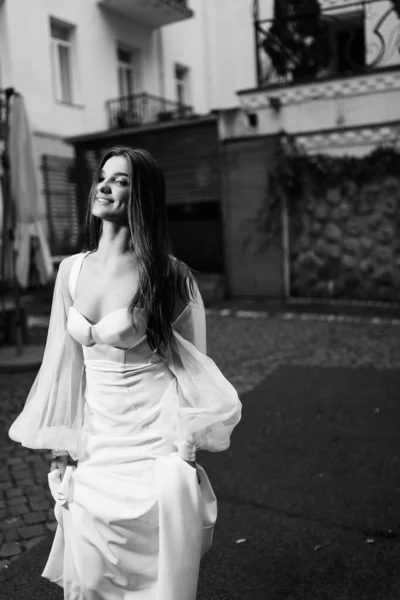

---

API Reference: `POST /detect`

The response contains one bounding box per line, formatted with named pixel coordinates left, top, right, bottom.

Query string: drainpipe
left=157, top=28, right=165, bottom=99
left=202, top=0, right=212, bottom=111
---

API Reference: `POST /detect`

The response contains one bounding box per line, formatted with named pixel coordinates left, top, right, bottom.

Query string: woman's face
left=92, top=155, right=131, bottom=223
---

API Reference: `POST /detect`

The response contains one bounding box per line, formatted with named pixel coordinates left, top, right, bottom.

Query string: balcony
left=253, top=0, right=400, bottom=88
left=99, top=0, right=193, bottom=28
left=106, top=92, right=193, bottom=129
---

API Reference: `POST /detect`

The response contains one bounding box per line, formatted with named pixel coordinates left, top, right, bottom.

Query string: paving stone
left=21, top=535, right=47, bottom=551
left=34, top=473, right=48, bottom=484
left=14, top=476, right=35, bottom=487
left=26, top=455, right=45, bottom=464
left=23, top=511, right=47, bottom=525
left=48, top=508, right=56, bottom=520
left=45, top=521, right=58, bottom=532
left=0, top=483, right=12, bottom=492
left=8, top=495, right=28, bottom=506
left=27, top=492, right=48, bottom=503
left=14, top=449, right=30, bottom=458
left=6, top=457, right=23, bottom=466
left=3, top=529, right=20, bottom=543
left=8, top=504, right=28, bottom=517
left=0, top=559, right=10, bottom=571
left=9, top=554, right=22, bottom=563
left=0, top=510, right=6, bottom=520
left=0, top=541, right=22, bottom=558
left=18, top=524, right=46, bottom=540
left=30, top=500, right=50, bottom=512
left=0, top=517, right=23, bottom=531
left=5, top=487, right=23, bottom=499
left=11, top=459, right=32, bottom=468
left=11, top=469, right=33, bottom=480
left=0, top=501, right=5, bottom=510
left=24, top=484, right=47, bottom=495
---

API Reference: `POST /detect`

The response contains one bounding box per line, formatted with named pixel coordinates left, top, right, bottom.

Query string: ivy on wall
left=259, top=132, right=400, bottom=301
left=261, top=132, right=400, bottom=243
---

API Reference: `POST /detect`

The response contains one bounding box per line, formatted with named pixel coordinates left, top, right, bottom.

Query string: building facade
left=0, top=0, right=263, bottom=254
left=223, top=0, right=400, bottom=157
left=218, top=0, right=400, bottom=302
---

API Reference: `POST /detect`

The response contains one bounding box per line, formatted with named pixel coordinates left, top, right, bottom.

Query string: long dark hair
left=83, top=147, right=196, bottom=356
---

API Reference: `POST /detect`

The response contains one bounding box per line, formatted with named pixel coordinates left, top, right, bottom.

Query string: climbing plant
left=260, top=131, right=400, bottom=244
left=262, top=0, right=330, bottom=81
left=391, top=0, right=400, bottom=18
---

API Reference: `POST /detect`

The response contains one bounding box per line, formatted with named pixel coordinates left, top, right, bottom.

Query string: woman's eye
left=116, top=180, right=128, bottom=186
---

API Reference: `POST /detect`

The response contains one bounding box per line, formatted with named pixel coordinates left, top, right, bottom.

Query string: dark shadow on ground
left=1, top=365, right=400, bottom=599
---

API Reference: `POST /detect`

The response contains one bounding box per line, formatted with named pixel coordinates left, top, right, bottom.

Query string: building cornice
left=238, top=65, right=400, bottom=109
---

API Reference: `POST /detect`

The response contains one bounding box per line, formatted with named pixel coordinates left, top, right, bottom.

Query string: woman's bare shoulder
left=57, top=253, right=85, bottom=289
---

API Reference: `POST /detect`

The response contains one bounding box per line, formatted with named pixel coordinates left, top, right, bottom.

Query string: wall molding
left=239, top=69, right=400, bottom=110
left=296, top=122, right=400, bottom=151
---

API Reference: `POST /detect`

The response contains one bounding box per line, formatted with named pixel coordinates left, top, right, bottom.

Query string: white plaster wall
left=159, top=0, right=209, bottom=113
left=4, top=0, right=156, bottom=137
left=204, top=0, right=258, bottom=109
left=0, top=1, right=12, bottom=87
left=256, top=87, right=400, bottom=135
left=161, top=0, right=262, bottom=112
left=2, top=0, right=268, bottom=132
left=223, top=83, right=400, bottom=142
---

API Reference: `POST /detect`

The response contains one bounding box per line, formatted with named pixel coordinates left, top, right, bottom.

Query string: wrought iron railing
left=0, top=91, right=6, bottom=140
left=106, top=92, right=193, bottom=129
left=168, top=0, right=189, bottom=6
left=254, top=0, right=400, bottom=88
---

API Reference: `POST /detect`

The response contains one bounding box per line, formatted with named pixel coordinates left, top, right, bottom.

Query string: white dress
left=9, top=252, right=241, bottom=600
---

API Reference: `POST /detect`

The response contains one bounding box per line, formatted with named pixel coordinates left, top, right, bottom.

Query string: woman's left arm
left=169, top=282, right=242, bottom=465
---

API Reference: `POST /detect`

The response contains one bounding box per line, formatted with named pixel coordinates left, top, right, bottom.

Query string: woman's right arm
left=8, top=255, right=86, bottom=463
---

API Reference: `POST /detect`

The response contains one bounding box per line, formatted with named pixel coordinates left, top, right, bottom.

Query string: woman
left=9, top=147, right=241, bottom=600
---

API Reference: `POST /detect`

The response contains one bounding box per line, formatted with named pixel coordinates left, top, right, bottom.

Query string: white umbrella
left=8, top=93, right=53, bottom=288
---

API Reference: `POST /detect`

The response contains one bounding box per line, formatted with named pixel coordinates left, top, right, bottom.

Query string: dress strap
left=68, top=252, right=89, bottom=301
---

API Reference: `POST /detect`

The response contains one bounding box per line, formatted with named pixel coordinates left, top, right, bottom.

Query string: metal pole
left=281, top=190, right=291, bottom=300
left=4, top=87, right=23, bottom=355
left=253, top=0, right=261, bottom=86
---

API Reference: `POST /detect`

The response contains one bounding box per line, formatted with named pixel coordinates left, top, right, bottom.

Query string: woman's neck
left=95, top=222, right=134, bottom=265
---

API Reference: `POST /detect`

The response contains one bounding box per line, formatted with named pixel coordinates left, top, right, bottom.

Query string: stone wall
left=290, top=176, right=400, bottom=301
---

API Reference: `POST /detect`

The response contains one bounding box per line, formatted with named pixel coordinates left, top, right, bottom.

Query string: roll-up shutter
left=41, top=155, right=80, bottom=256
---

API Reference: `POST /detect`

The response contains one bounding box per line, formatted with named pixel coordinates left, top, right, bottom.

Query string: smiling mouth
left=96, top=197, right=114, bottom=204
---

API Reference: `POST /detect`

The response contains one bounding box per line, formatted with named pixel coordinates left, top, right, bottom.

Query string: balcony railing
left=254, top=0, right=400, bottom=88
left=106, top=92, right=193, bottom=130
left=99, top=0, right=193, bottom=28
left=0, top=91, right=7, bottom=140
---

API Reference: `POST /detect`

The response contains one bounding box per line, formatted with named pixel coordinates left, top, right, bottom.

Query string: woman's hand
left=50, top=455, right=68, bottom=480
left=185, top=460, right=201, bottom=483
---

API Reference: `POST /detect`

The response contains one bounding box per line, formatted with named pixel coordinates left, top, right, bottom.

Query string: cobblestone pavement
left=1, top=313, right=400, bottom=571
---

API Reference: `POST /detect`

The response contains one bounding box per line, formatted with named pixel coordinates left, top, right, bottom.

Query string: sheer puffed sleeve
left=8, top=255, right=86, bottom=460
left=166, top=283, right=242, bottom=459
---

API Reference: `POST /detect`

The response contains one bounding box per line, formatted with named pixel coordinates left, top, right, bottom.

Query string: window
left=322, top=12, right=365, bottom=76
left=174, top=64, right=190, bottom=106
left=50, top=19, right=75, bottom=103
left=117, top=46, right=135, bottom=98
